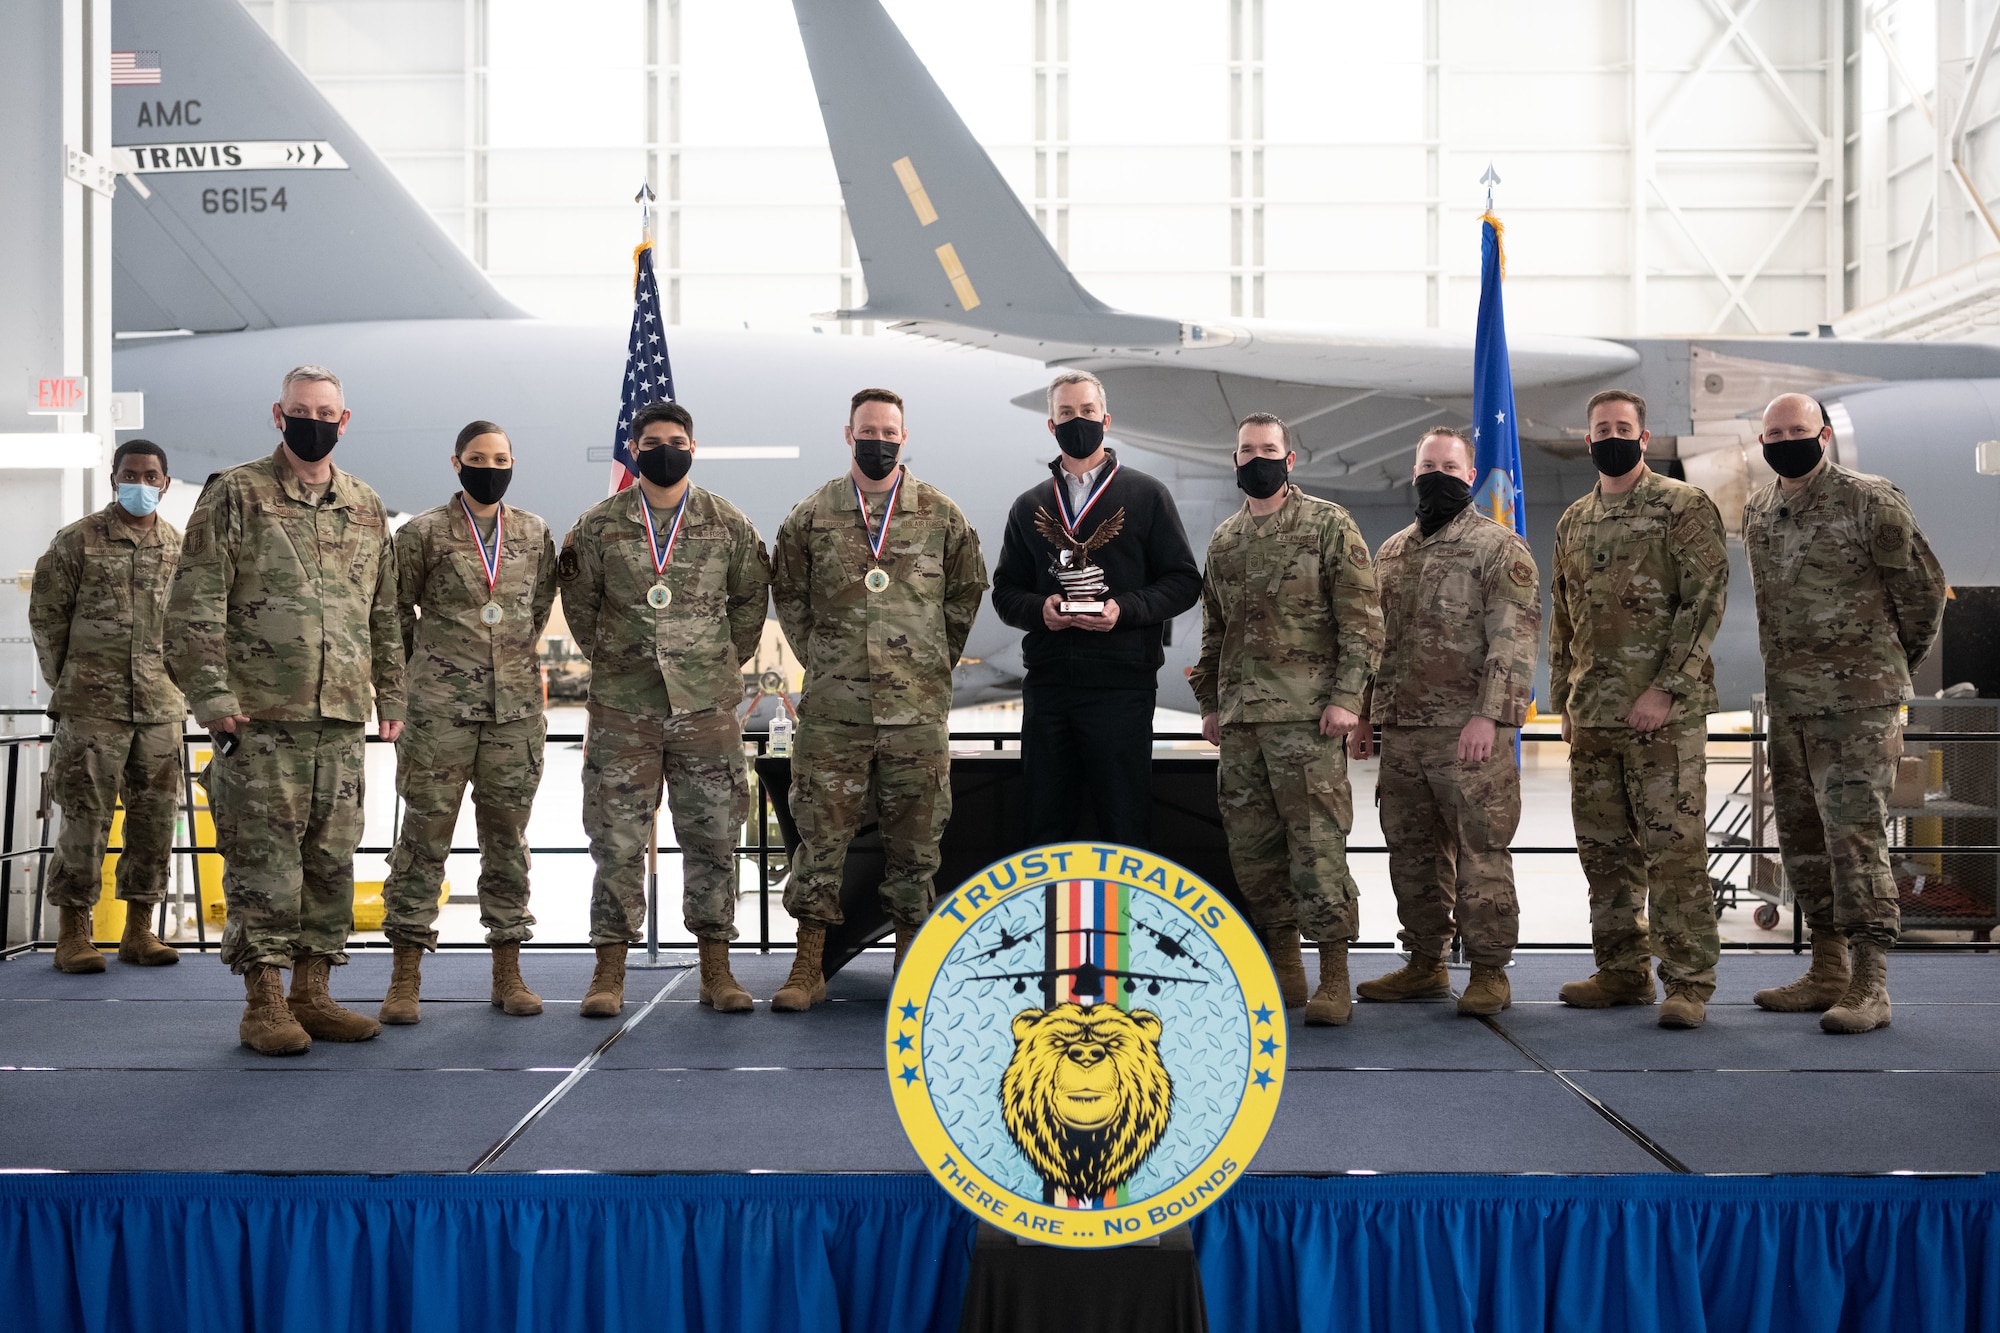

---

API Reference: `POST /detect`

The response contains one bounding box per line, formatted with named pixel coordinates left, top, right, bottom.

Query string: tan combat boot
left=697, top=939, right=752, bottom=1014
left=1754, top=932, right=1850, bottom=1013
left=288, top=954, right=382, bottom=1042
left=892, top=924, right=917, bottom=974
left=1658, top=982, right=1707, bottom=1029
left=379, top=946, right=423, bottom=1025
left=1558, top=969, right=1656, bottom=1008
left=1821, top=939, right=1892, bottom=1034
left=239, top=963, right=311, bottom=1056
left=580, top=944, right=627, bottom=1018
left=1457, top=963, right=1511, bottom=1016
left=491, top=943, right=543, bottom=1016
left=52, top=906, right=105, bottom=974
left=1259, top=928, right=1309, bottom=1009
left=1357, top=952, right=1451, bottom=1002
left=1303, top=942, right=1352, bottom=1027
left=771, top=925, right=828, bottom=1012
left=117, top=903, right=178, bottom=966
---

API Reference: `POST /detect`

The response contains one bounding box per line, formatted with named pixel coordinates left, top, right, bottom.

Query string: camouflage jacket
left=1191, top=485, right=1383, bottom=725
left=1365, top=505, right=1541, bottom=728
left=1743, top=463, right=1947, bottom=718
left=772, top=469, right=988, bottom=727
left=395, top=496, right=558, bottom=724
left=1547, top=467, right=1727, bottom=728
left=166, top=447, right=405, bottom=725
left=30, top=503, right=187, bottom=723
left=559, top=483, right=769, bottom=717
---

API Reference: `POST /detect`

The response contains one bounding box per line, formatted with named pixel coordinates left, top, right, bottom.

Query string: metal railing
left=2, top=714, right=1996, bottom=959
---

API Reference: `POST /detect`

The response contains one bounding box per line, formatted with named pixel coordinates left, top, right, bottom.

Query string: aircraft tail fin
left=793, top=0, right=1176, bottom=347
left=112, top=0, right=524, bottom=332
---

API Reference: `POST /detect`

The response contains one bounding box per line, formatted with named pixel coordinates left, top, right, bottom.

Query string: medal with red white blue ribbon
left=1053, top=457, right=1120, bottom=540
left=855, top=472, right=902, bottom=593
left=640, top=486, right=690, bottom=610
left=460, top=494, right=507, bottom=625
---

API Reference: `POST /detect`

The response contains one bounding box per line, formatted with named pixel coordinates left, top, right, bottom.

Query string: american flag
left=610, top=240, right=675, bottom=493
left=111, top=51, right=162, bottom=86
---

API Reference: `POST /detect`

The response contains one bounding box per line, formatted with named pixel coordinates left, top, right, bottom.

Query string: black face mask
left=282, top=414, right=340, bottom=463
left=1414, top=471, right=1473, bottom=536
left=1589, top=437, right=1644, bottom=478
left=1053, top=417, right=1105, bottom=460
left=1235, top=455, right=1290, bottom=500
left=1762, top=436, right=1824, bottom=480
left=635, top=444, right=692, bottom=487
left=458, top=463, right=512, bottom=506
left=853, top=438, right=901, bottom=482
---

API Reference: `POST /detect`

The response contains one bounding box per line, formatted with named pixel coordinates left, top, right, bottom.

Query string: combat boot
left=1457, top=964, right=1511, bottom=1016
left=52, top=906, right=105, bottom=974
left=1821, top=939, right=1892, bottom=1034
left=287, top=954, right=382, bottom=1042
left=697, top=939, right=752, bottom=1014
left=1658, top=982, right=1707, bottom=1029
left=379, top=946, right=423, bottom=1025
left=491, top=943, right=543, bottom=1016
left=892, top=924, right=917, bottom=974
left=1259, top=928, right=1309, bottom=1009
left=771, top=925, right=828, bottom=1012
left=1754, top=932, right=1850, bottom=1013
left=1357, top=952, right=1451, bottom=1002
left=1558, top=969, right=1656, bottom=1008
left=1303, top=942, right=1352, bottom=1027
left=239, top=964, right=310, bottom=1056
left=580, top=944, right=627, bottom=1018
left=117, top=903, right=178, bottom=966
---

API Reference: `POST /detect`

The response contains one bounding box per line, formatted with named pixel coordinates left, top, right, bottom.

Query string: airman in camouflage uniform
left=1548, top=389, right=1728, bottom=1029
left=1193, top=414, right=1383, bottom=1027
left=560, top=401, right=770, bottom=1017
left=1351, top=428, right=1540, bottom=1016
left=376, top=421, right=559, bottom=1026
left=1744, top=393, right=1949, bottom=1033
left=29, top=440, right=187, bottom=974
left=165, top=365, right=404, bottom=1055
left=770, top=388, right=988, bottom=1011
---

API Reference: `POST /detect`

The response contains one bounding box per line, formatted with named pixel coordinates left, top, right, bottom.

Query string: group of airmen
left=28, top=363, right=1945, bottom=1055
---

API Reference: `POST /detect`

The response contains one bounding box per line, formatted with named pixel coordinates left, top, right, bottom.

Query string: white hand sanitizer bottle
left=769, top=710, right=793, bottom=757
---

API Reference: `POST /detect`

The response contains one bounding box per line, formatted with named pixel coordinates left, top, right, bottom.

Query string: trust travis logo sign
left=888, top=843, right=1284, bottom=1247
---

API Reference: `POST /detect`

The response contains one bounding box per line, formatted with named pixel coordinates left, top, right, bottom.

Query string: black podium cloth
left=956, top=1223, right=1208, bottom=1333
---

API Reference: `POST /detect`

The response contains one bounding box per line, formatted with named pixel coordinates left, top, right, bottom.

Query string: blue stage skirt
left=3, top=1172, right=1995, bottom=1332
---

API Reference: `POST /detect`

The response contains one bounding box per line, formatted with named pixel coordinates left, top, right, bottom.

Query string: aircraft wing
left=792, top=0, right=1636, bottom=487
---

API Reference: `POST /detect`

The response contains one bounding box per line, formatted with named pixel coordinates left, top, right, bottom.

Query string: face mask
left=1414, top=471, right=1473, bottom=536
left=458, top=463, right=512, bottom=505
left=1762, top=436, right=1824, bottom=480
left=1053, top=416, right=1105, bottom=460
left=1589, top=437, right=1643, bottom=478
left=853, top=438, right=901, bottom=482
left=1235, top=455, right=1290, bottom=500
left=116, top=482, right=162, bottom=517
left=282, top=413, right=340, bottom=462
left=635, top=444, right=692, bottom=487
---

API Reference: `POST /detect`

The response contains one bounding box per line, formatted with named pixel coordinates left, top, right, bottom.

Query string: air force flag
left=1471, top=213, right=1525, bottom=537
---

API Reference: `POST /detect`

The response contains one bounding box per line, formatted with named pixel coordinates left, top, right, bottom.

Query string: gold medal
left=480, top=602, right=503, bottom=626
left=648, top=584, right=673, bottom=610
left=865, top=567, right=891, bottom=593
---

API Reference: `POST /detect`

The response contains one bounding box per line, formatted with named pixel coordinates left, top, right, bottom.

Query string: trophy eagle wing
left=1078, top=508, right=1126, bottom=555
left=1033, top=506, right=1073, bottom=549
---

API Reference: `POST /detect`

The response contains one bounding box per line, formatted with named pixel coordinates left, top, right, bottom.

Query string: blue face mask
left=117, top=483, right=162, bottom=517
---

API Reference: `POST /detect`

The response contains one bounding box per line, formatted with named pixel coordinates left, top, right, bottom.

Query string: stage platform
left=2, top=946, right=1996, bottom=1176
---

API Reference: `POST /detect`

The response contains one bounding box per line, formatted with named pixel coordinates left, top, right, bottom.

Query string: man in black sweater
left=992, top=370, right=1202, bottom=849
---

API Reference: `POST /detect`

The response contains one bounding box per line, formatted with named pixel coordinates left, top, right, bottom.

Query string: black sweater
left=991, top=450, right=1202, bottom=690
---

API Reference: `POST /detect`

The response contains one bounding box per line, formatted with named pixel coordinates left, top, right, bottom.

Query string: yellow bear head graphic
left=999, top=1002, right=1174, bottom=1200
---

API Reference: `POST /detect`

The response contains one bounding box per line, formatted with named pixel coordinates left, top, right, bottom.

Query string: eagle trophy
left=1034, top=505, right=1126, bottom=612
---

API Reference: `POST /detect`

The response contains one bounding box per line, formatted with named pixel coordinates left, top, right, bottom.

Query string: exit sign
left=28, top=376, right=88, bottom=415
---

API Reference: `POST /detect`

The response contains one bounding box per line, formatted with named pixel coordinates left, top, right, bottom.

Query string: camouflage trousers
left=582, top=701, right=747, bottom=945
left=1379, top=724, right=1520, bottom=967
left=1217, top=720, right=1358, bottom=942
left=209, top=720, right=365, bottom=974
left=1569, top=721, right=1720, bottom=997
left=1769, top=706, right=1902, bottom=947
left=382, top=714, right=545, bottom=950
left=785, top=717, right=950, bottom=929
left=45, top=715, right=183, bottom=909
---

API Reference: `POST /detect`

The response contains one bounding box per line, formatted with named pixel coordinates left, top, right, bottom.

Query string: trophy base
left=1059, top=600, right=1106, bottom=615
